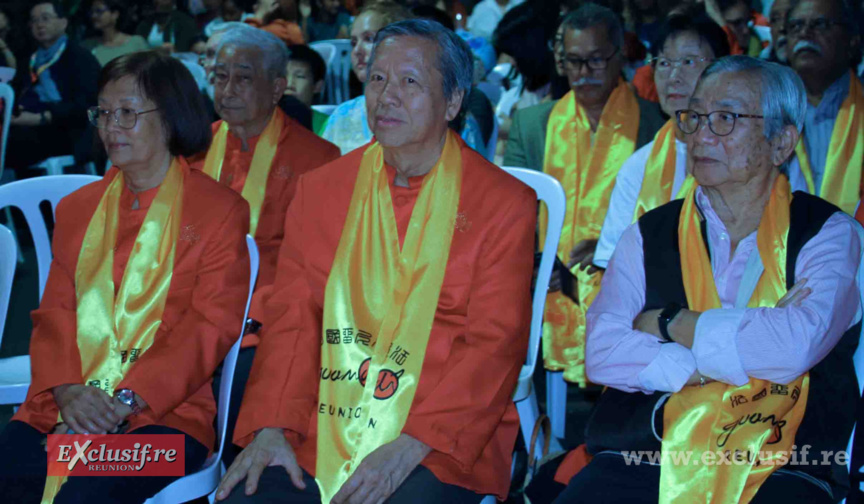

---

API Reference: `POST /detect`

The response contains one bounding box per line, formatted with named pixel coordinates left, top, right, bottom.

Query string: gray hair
left=368, top=19, right=473, bottom=101
left=209, top=21, right=247, bottom=38
left=562, top=3, right=625, bottom=49
left=700, top=56, right=807, bottom=141
left=215, top=24, right=289, bottom=79
left=788, top=0, right=861, bottom=38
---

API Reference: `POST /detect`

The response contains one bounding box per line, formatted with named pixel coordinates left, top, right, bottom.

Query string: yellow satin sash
left=632, top=120, right=694, bottom=222
left=659, top=175, right=809, bottom=503
left=314, top=131, right=462, bottom=503
left=42, top=159, right=184, bottom=504
left=539, top=82, right=640, bottom=386
left=794, top=71, right=864, bottom=215
left=201, top=110, right=282, bottom=237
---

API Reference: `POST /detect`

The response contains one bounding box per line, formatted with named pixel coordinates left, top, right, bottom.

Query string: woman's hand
left=52, top=384, right=123, bottom=435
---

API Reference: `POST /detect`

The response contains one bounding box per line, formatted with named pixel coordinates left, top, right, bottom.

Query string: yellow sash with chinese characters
left=42, top=160, right=185, bottom=504
left=539, top=81, right=639, bottom=386
left=201, top=109, right=282, bottom=236
left=794, top=71, right=864, bottom=215
left=632, top=120, right=695, bottom=221
left=315, top=131, right=462, bottom=503
left=659, top=175, right=809, bottom=504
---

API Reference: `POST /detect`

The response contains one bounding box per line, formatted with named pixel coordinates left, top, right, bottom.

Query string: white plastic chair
left=145, top=235, right=260, bottom=504
left=0, top=82, right=14, bottom=178
left=0, top=175, right=101, bottom=301
left=312, top=39, right=351, bottom=105
left=502, top=167, right=566, bottom=460
left=31, top=156, right=97, bottom=177
left=312, top=104, right=338, bottom=116
left=485, top=114, right=499, bottom=163
left=0, top=66, right=15, bottom=84
left=0, top=224, right=25, bottom=405
left=0, top=175, right=101, bottom=404
left=178, top=59, right=209, bottom=93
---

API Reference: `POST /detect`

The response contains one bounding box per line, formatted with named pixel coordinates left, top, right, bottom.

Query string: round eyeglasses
left=88, top=106, right=159, bottom=130
left=675, top=109, right=764, bottom=137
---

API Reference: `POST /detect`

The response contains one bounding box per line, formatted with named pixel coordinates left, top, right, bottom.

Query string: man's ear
left=771, top=124, right=799, bottom=168
left=313, top=79, right=325, bottom=94
left=444, top=88, right=465, bottom=122
left=273, top=76, right=288, bottom=104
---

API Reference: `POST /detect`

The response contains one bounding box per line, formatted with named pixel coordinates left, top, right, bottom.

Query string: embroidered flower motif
left=274, top=165, right=292, bottom=179
left=180, top=224, right=200, bottom=243
left=455, top=212, right=472, bottom=233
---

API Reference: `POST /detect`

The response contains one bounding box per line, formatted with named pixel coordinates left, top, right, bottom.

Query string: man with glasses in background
left=785, top=0, right=864, bottom=219
left=7, top=0, right=100, bottom=173
left=563, top=55, right=863, bottom=504
left=504, top=3, right=663, bottom=388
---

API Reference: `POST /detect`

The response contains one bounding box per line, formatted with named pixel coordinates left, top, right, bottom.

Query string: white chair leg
left=547, top=370, right=567, bottom=440
left=516, top=387, right=546, bottom=462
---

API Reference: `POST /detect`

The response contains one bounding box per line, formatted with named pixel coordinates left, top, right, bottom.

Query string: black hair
left=410, top=6, right=455, bottom=31
left=287, top=44, right=326, bottom=83
left=32, top=1, right=66, bottom=18
left=651, top=12, right=731, bottom=59
left=99, top=51, right=212, bottom=157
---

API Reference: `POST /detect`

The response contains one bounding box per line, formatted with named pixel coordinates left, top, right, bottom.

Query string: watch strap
left=658, top=302, right=683, bottom=343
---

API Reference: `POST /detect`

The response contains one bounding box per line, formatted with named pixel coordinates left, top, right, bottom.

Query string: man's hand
left=216, top=427, right=306, bottom=501
left=10, top=111, right=42, bottom=127
left=332, top=434, right=431, bottom=504
left=776, top=279, right=810, bottom=308
left=568, top=239, right=600, bottom=275
left=52, top=384, right=123, bottom=435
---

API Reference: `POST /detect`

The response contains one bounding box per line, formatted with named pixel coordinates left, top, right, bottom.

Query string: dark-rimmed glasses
left=563, top=49, right=619, bottom=71
left=675, top=109, right=764, bottom=136
left=87, top=106, right=159, bottom=130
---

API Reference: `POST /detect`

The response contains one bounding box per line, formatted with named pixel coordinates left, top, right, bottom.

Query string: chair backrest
left=486, top=114, right=499, bottom=162
left=214, top=235, right=260, bottom=460
left=312, top=104, right=338, bottom=116
left=502, top=167, right=565, bottom=384
left=313, top=39, right=352, bottom=105
left=0, top=83, right=14, bottom=177
left=180, top=59, right=209, bottom=92
left=0, top=225, right=15, bottom=344
left=0, top=175, right=102, bottom=301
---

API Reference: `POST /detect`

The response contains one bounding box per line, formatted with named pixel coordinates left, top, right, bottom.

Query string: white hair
left=700, top=55, right=807, bottom=141
left=215, top=24, right=289, bottom=79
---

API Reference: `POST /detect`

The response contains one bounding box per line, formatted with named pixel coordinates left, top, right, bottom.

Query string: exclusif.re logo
left=47, top=434, right=185, bottom=477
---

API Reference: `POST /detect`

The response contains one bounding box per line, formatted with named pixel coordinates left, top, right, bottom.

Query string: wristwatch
left=244, top=318, right=262, bottom=335
left=115, top=388, right=142, bottom=416
left=658, top=303, right=683, bottom=343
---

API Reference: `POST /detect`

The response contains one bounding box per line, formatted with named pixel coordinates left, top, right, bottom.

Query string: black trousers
left=212, top=345, right=256, bottom=468
left=0, top=420, right=208, bottom=504
left=553, top=452, right=835, bottom=503
left=220, top=465, right=483, bottom=504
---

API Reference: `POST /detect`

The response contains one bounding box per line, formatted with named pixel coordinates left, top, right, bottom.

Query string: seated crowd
left=0, top=0, right=863, bottom=503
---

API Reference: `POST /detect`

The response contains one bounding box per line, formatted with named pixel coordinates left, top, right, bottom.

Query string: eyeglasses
left=87, top=106, right=159, bottom=130
left=652, top=56, right=712, bottom=73
left=787, top=17, right=845, bottom=35
left=29, top=15, right=58, bottom=26
left=675, top=109, right=764, bottom=136
left=563, top=49, right=619, bottom=71
left=90, top=7, right=109, bottom=16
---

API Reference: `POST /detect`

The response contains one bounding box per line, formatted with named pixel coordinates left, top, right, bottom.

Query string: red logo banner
left=46, top=434, right=185, bottom=477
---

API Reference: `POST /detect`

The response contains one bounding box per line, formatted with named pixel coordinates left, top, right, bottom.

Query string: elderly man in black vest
left=558, top=55, right=863, bottom=504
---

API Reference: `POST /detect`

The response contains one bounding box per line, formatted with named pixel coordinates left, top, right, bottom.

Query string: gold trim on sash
left=794, top=70, right=864, bottom=215
left=539, top=82, right=640, bottom=386
left=314, top=131, right=462, bottom=503
left=659, top=175, right=808, bottom=503
left=633, top=119, right=694, bottom=222
left=42, top=159, right=185, bottom=503
left=202, top=110, right=283, bottom=236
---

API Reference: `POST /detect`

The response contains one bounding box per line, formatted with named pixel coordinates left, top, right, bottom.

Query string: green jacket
left=503, top=95, right=666, bottom=171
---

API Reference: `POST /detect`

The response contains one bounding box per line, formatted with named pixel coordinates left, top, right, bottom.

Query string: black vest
left=584, top=192, right=861, bottom=500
